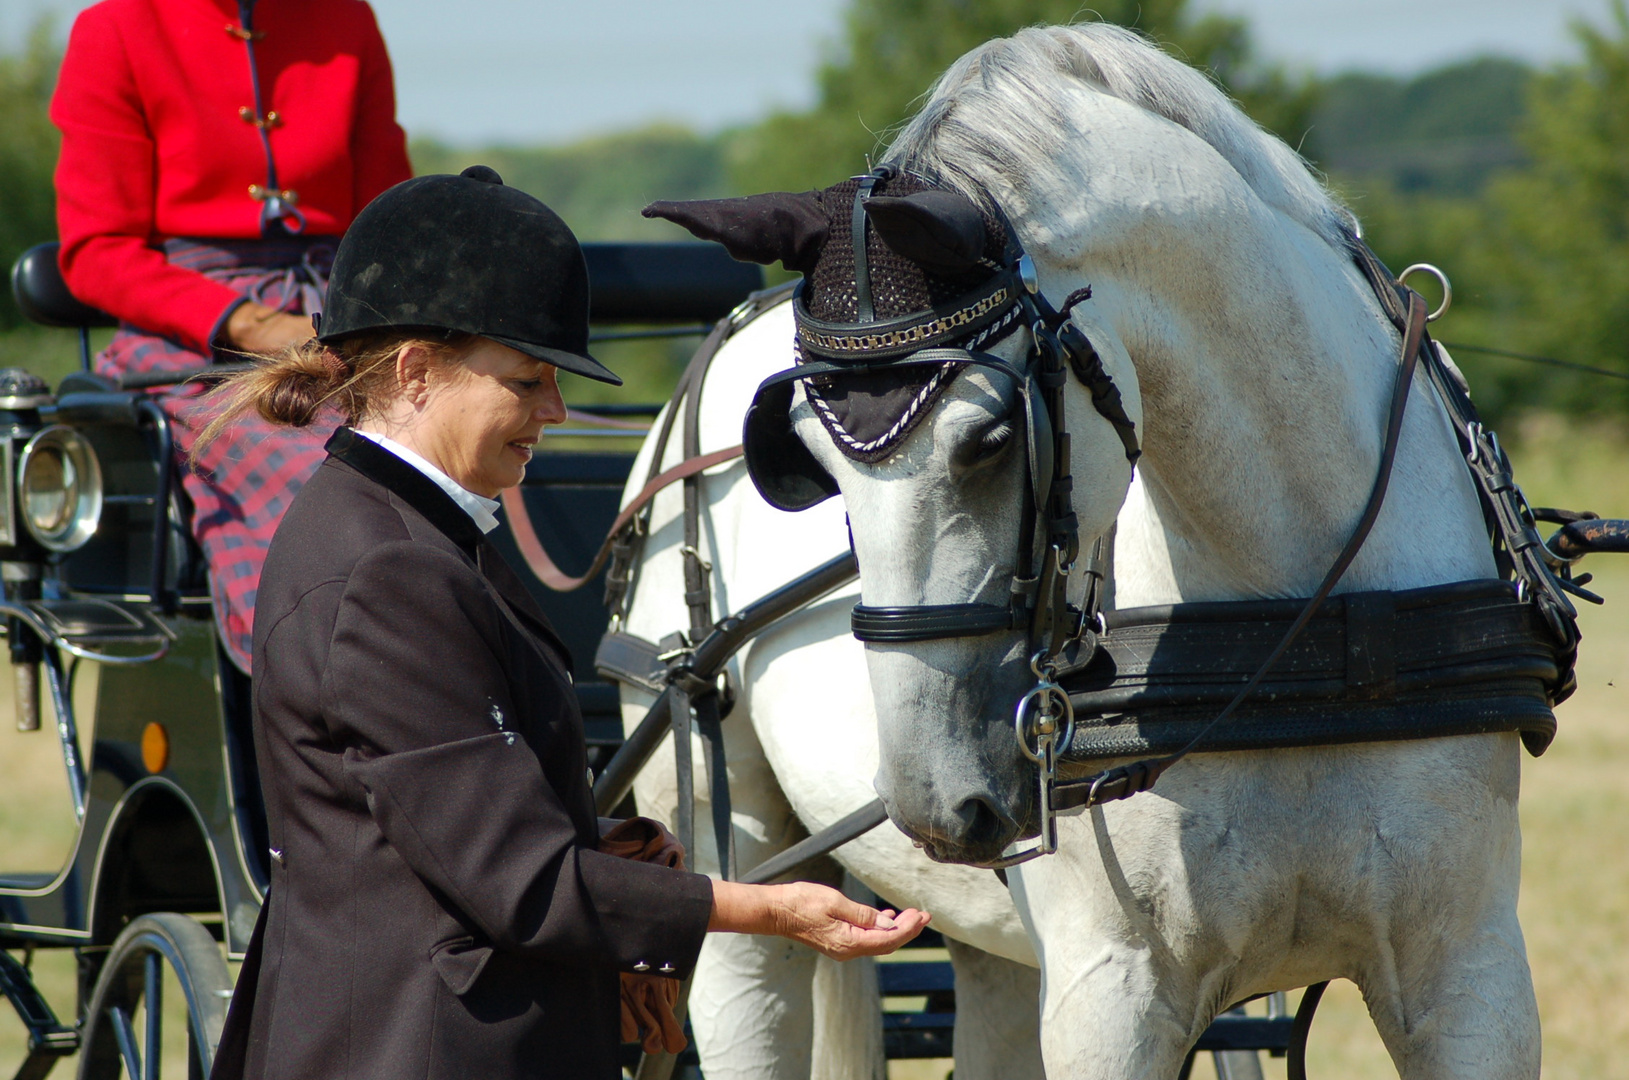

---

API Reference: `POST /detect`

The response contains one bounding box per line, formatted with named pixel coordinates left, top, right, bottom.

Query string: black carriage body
left=0, top=242, right=760, bottom=970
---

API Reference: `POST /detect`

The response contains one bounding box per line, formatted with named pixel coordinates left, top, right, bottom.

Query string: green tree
left=1307, top=57, right=1531, bottom=196
left=412, top=126, right=733, bottom=241
left=1473, top=0, right=1629, bottom=416
left=0, top=21, right=62, bottom=329
left=727, top=0, right=1316, bottom=193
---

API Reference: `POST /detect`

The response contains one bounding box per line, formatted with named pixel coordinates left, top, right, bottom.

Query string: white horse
left=649, top=22, right=1547, bottom=1080
left=615, top=299, right=1045, bottom=1080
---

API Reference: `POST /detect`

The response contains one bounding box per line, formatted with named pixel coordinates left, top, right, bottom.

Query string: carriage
left=1, top=234, right=1311, bottom=1080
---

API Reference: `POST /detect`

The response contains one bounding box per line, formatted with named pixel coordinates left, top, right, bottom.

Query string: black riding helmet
left=317, top=165, right=621, bottom=385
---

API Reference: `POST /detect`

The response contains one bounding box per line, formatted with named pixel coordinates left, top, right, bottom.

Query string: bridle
left=747, top=163, right=1588, bottom=869
left=745, top=175, right=1142, bottom=866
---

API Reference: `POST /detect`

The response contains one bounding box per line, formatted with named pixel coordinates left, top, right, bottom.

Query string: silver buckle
left=977, top=662, right=1075, bottom=868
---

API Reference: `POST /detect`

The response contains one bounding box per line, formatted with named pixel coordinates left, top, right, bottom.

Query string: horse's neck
left=1066, top=217, right=1493, bottom=606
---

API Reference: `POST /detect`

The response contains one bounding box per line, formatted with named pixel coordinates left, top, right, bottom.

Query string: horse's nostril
left=958, top=797, right=1012, bottom=849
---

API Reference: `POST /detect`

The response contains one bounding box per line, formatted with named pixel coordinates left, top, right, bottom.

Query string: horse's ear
left=863, top=190, right=987, bottom=275
left=643, top=194, right=829, bottom=273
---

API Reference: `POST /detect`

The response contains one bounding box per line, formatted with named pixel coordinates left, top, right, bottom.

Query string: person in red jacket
left=50, top=0, right=413, bottom=671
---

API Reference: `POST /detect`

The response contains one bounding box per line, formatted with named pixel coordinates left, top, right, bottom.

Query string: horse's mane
left=885, top=23, right=1346, bottom=246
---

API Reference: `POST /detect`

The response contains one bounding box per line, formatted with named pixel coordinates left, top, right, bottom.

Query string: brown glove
left=599, top=817, right=689, bottom=1052
left=598, top=816, right=686, bottom=868
left=619, top=970, right=687, bottom=1053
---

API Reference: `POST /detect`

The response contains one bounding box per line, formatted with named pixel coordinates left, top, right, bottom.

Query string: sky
left=1, top=0, right=1616, bottom=145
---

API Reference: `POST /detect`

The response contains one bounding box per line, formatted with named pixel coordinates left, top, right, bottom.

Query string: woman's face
left=410, top=338, right=568, bottom=497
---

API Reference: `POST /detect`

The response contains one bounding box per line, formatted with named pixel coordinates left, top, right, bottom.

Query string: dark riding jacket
left=211, top=427, right=713, bottom=1080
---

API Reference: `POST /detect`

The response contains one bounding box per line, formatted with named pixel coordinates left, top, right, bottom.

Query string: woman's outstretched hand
left=709, top=880, right=929, bottom=960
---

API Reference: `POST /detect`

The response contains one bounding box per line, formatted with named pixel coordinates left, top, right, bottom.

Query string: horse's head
left=647, top=169, right=1137, bottom=863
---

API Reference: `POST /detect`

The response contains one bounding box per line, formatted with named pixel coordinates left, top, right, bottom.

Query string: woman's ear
left=394, top=343, right=434, bottom=408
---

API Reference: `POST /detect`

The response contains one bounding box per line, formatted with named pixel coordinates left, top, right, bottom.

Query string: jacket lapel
left=477, top=541, right=576, bottom=678
left=325, top=428, right=576, bottom=675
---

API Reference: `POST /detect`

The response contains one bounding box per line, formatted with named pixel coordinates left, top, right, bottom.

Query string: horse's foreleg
left=689, top=932, right=821, bottom=1080
left=1349, top=737, right=1539, bottom=1080
left=1012, top=812, right=1209, bottom=1080
left=1362, top=906, right=1540, bottom=1080
left=945, top=937, right=1044, bottom=1080
left=811, top=948, right=884, bottom=1080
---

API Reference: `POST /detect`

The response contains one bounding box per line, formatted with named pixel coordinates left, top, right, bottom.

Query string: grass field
left=2, top=418, right=1626, bottom=1079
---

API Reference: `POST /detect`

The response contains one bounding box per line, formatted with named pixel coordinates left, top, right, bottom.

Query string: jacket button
left=633, top=962, right=650, bottom=972
left=269, top=848, right=286, bottom=867
left=658, top=963, right=676, bottom=974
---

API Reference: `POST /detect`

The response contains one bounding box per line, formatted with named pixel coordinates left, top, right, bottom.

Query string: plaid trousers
left=99, top=238, right=338, bottom=673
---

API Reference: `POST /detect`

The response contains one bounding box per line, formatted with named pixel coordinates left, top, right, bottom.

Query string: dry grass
left=4, top=420, right=1627, bottom=1079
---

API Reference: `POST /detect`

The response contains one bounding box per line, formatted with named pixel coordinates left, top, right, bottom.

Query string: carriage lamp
left=17, top=426, right=103, bottom=553
left=0, top=369, right=53, bottom=731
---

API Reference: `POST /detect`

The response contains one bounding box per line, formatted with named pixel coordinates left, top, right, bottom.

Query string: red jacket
left=51, top=0, right=412, bottom=352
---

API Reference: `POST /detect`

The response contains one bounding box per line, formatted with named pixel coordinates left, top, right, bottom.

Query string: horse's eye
left=959, top=419, right=1014, bottom=468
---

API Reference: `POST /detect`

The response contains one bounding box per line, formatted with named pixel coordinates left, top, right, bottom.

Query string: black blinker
left=743, top=379, right=840, bottom=512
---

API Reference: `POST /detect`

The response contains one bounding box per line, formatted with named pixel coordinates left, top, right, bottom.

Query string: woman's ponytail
left=257, top=340, right=352, bottom=427
left=190, top=330, right=473, bottom=467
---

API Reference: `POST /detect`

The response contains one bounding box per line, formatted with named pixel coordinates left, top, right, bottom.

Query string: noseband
left=747, top=178, right=1142, bottom=864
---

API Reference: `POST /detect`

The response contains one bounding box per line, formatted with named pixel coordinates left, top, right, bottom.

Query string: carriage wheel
left=76, top=913, right=233, bottom=1080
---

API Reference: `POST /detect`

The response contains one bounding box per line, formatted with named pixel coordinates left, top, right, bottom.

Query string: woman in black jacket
left=204, top=166, right=927, bottom=1080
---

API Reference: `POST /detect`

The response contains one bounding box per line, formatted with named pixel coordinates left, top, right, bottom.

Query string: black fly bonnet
left=645, top=167, right=1045, bottom=511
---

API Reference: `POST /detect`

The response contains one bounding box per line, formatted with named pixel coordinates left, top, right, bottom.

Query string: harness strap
left=510, top=285, right=795, bottom=600
left=1058, top=291, right=1430, bottom=809
left=1058, top=321, right=1141, bottom=465
left=600, top=345, right=702, bottom=616
left=498, top=444, right=743, bottom=592
left=853, top=602, right=1019, bottom=641
left=669, top=680, right=697, bottom=871
left=852, top=172, right=883, bottom=323
left=586, top=283, right=793, bottom=881
left=677, top=302, right=736, bottom=879
left=1352, top=232, right=1579, bottom=709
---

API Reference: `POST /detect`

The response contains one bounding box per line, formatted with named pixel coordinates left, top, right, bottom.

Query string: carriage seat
left=13, top=239, right=762, bottom=330
left=10, top=242, right=118, bottom=330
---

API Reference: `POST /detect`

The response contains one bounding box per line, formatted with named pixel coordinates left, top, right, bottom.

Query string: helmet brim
left=487, top=335, right=623, bottom=386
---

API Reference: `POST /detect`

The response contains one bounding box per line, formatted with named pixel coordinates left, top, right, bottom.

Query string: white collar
left=353, top=429, right=502, bottom=534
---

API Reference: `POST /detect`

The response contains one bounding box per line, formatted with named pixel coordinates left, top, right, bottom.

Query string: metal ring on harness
left=1014, top=679, right=1075, bottom=764
left=1398, top=263, right=1452, bottom=322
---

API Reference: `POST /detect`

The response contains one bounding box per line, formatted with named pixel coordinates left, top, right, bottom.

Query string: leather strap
left=694, top=693, right=736, bottom=881
left=498, top=444, right=743, bottom=592
left=852, top=602, right=1019, bottom=642
left=669, top=682, right=696, bottom=864
left=852, top=172, right=882, bottom=323
left=1344, top=591, right=1397, bottom=698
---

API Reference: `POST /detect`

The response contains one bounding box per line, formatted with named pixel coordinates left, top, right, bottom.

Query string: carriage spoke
left=144, top=951, right=163, bottom=1080
left=110, top=1004, right=143, bottom=1080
